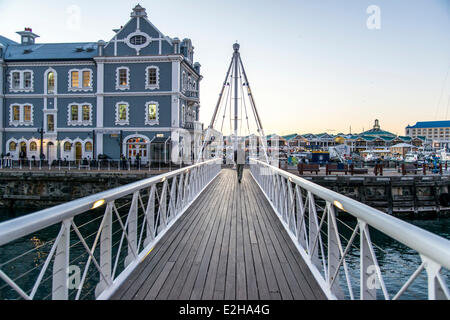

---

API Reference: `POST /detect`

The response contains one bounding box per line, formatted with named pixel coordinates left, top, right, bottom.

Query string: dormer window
left=115, top=67, right=130, bottom=90
left=68, top=69, right=93, bottom=92
left=9, top=70, right=34, bottom=92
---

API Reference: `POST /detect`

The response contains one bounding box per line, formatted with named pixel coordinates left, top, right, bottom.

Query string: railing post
left=158, top=180, right=168, bottom=232
left=421, top=255, right=447, bottom=300
left=124, top=191, right=139, bottom=267
left=327, top=203, right=344, bottom=299
left=359, top=220, right=377, bottom=300
left=295, top=185, right=307, bottom=249
left=168, top=176, right=177, bottom=222
left=95, top=203, right=113, bottom=298
left=52, top=219, right=71, bottom=300
left=308, top=192, right=321, bottom=269
left=144, top=185, right=156, bottom=246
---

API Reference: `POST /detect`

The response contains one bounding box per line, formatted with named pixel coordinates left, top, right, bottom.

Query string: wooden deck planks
left=110, top=169, right=327, bottom=300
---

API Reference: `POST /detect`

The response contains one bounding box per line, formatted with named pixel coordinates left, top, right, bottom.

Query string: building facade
left=0, top=5, right=202, bottom=163
left=406, top=121, right=450, bottom=150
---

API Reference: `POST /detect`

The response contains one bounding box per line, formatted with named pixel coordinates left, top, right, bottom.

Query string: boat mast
left=233, top=43, right=240, bottom=152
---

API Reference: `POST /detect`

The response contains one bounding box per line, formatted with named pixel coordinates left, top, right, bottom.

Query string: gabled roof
left=0, top=35, right=18, bottom=46
left=282, top=133, right=298, bottom=141
left=406, top=121, right=450, bottom=129
left=4, top=42, right=98, bottom=61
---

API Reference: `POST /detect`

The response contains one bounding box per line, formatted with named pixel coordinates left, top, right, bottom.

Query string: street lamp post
left=37, top=121, right=44, bottom=161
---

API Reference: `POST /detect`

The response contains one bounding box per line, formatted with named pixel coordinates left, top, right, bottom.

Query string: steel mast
left=197, top=43, right=269, bottom=163
left=233, top=43, right=240, bottom=152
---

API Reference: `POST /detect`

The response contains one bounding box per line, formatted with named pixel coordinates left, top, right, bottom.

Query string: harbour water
left=0, top=207, right=449, bottom=300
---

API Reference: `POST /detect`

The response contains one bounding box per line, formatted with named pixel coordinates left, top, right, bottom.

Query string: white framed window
left=145, top=66, right=160, bottom=90
left=125, top=31, right=151, bottom=54
left=181, top=104, right=185, bottom=126
left=44, top=68, right=57, bottom=94
left=145, top=101, right=159, bottom=126
left=115, top=101, right=130, bottom=125
left=182, top=71, right=187, bottom=92
left=9, top=103, right=34, bottom=126
left=9, top=70, right=34, bottom=92
left=115, top=67, right=130, bottom=90
left=67, top=103, right=93, bottom=126
left=68, top=69, right=93, bottom=92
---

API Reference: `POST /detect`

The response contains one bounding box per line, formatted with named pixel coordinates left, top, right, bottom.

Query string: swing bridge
left=0, top=44, right=449, bottom=300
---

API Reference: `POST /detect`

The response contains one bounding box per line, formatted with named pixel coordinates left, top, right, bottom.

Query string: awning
left=150, top=136, right=171, bottom=144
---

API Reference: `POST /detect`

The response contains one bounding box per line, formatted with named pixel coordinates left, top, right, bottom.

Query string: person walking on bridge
left=234, top=143, right=245, bottom=183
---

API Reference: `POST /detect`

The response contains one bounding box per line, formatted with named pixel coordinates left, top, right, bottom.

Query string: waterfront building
left=0, top=5, right=202, bottom=163
left=406, top=121, right=450, bottom=150
left=282, top=120, right=426, bottom=154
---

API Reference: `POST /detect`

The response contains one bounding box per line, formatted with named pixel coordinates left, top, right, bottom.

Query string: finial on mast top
left=233, top=42, right=240, bottom=52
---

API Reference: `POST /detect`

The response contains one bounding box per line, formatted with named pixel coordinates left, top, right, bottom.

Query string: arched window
left=20, top=142, right=27, bottom=153
left=64, top=142, right=72, bottom=151
left=85, top=142, right=93, bottom=152
left=30, top=141, right=37, bottom=151
left=47, top=72, right=55, bottom=94
left=9, top=141, right=17, bottom=151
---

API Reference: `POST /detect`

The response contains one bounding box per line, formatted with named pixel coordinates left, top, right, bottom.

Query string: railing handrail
left=252, top=159, right=450, bottom=270
left=0, top=158, right=220, bottom=247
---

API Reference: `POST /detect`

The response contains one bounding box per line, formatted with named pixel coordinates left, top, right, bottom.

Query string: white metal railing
left=0, top=159, right=221, bottom=300
left=250, top=159, right=450, bottom=300
left=0, top=158, right=184, bottom=171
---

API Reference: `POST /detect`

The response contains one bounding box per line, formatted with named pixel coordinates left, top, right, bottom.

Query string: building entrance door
left=47, top=142, right=56, bottom=162
left=126, top=137, right=148, bottom=162
left=75, top=142, right=82, bottom=162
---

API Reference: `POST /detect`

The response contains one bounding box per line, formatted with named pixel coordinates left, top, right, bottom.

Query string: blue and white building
left=0, top=5, right=202, bottom=163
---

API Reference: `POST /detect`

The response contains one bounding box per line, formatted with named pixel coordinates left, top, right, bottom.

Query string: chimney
left=97, top=40, right=106, bottom=56
left=16, top=27, right=39, bottom=45
left=194, top=62, right=201, bottom=74
left=173, top=37, right=180, bottom=54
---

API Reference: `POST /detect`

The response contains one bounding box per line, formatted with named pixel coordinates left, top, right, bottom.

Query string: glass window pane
left=47, top=72, right=55, bottom=94
left=71, top=105, right=78, bottom=121
left=148, top=68, right=157, bottom=85
left=12, top=72, right=20, bottom=88
left=119, top=104, right=127, bottom=120
left=82, top=105, right=90, bottom=121
left=71, top=71, right=79, bottom=88
left=82, top=71, right=91, bottom=87
left=23, top=105, right=31, bottom=122
left=47, top=114, right=54, bottom=132
left=9, top=142, right=16, bottom=151
left=119, top=69, right=127, bottom=86
left=64, top=142, right=71, bottom=151
left=13, top=105, right=20, bottom=121
left=85, top=142, right=93, bottom=152
left=30, top=142, right=37, bottom=151
left=148, top=104, right=157, bottom=121
left=24, top=72, right=32, bottom=88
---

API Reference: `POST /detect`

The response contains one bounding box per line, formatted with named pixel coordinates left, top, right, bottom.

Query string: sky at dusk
left=1, top=0, right=449, bottom=136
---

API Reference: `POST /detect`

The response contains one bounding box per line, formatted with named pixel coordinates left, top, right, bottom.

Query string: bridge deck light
left=91, top=199, right=106, bottom=210
left=333, top=200, right=345, bottom=211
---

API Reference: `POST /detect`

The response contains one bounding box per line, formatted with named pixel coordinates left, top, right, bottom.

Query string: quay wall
left=0, top=171, right=162, bottom=210
left=300, top=174, right=450, bottom=219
